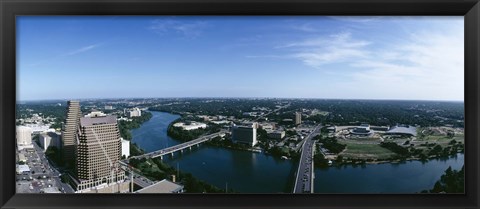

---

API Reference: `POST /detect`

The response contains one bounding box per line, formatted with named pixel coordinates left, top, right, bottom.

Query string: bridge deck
left=293, top=125, right=321, bottom=193
left=129, top=131, right=226, bottom=160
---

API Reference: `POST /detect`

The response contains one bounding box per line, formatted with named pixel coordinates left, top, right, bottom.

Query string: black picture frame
left=1, top=0, right=479, bottom=208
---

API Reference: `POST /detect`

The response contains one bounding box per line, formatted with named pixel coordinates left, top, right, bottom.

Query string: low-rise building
left=385, top=125, right=417, bottom=137
left=268, top=130, right=285, bottom=140
left=24, top=124, right=51, bottom=134
left=135, top=179, right=184, bottom=193
left=327, top=126, right=336, bottom=133
left=16, top=164, right=30, bottom=174
left=350, top=124, right=373, bottom=136
left=210, top=120, right=231, bottom=125
left=17, top=153, right=27, bottom=163
left=173, top=122, right=207, bottom=131
left=85, top=110, right=107, bottom=117
left=259, top=123, right=275, bottom=131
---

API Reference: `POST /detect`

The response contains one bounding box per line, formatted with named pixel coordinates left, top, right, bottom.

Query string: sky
left=17, top=16, right=464, bottom=101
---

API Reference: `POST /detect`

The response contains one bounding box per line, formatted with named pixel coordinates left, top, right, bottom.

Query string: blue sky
left=17, top=16, right=464, bottom=101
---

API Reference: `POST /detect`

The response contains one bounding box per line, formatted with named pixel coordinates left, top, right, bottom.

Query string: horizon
left=17, top=16, right=464, bottom=101
left=16, top=96, right=465, bottom=103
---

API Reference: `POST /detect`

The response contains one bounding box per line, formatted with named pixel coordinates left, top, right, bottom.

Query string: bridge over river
left=128, top=131, right=228, bottom=160
left=293, top=125, right=321, bottom=193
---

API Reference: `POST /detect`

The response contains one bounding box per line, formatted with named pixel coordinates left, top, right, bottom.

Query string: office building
left=295, top=112, right=302, bottom=125
left=16, top=126, right=32, bottom=146
left=39, top=132, right=61, bottom=151
left=128, top=108, right=141, bottom=118
left=231, top=123, right=257, bottom=147
left=75, top=115, right=125, bottom=192
left=62, top=100, right=82, bottom=167
left=268, top=130, right=285, bottom=140
left=121, top=138, right=130, bottom=159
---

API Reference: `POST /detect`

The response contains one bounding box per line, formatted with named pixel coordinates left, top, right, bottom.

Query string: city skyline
left=17, top=16, right=464, bottom=101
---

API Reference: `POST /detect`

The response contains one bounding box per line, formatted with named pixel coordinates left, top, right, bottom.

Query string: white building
left=16, top=164, right=31, bottom=174
left=173, top=122, right=207, bottom=131
left=121, top=138, right=130, bottom=159
left=16, top=126, right=32, bottom=146
left=210, top=120, right=231, bottom=125
left=85, top=110, right=107, bottom=117
left=128, top=108, right=142, bottom=118
left=39, top=132, right=61, bottom=151
left=24, top=124, right=50, bottom=134
left=135, top=179, right=184, bottom=193
left=17, top=153, right=27, bottom=163
left=259, top=123, right=275, bottom=131
left=104, top=105, right=113, bottom=110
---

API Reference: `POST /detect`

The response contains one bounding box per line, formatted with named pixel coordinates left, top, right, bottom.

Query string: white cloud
left=254, top=20, right=463, bottom=100
left=279, top=32, right=371, bottom=67
left=149, top=19, right=209, bottom=38
left=67, top=43, right=101, bottom=56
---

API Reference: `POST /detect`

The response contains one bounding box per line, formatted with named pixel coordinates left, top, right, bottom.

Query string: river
left=131, top=111, right=464, bottom=193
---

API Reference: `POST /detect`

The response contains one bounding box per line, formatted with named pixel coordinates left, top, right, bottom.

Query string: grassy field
left=339, top=142, right=396, bottom=160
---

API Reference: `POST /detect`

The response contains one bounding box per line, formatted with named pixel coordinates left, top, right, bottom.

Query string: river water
left=131, top=111, right=464, bottom=193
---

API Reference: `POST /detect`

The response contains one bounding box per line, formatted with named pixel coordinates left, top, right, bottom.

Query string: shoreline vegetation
left=127, top=111, right=464, bottom=193
left=117, top=111, right=153, bottom=157
left=120, top=111, right=230, bottom=193
left=421, top=166, right=464, bottom=193
left=128, top=157, right=231, bottom=193
left=163, top=113, right=464, bottom=169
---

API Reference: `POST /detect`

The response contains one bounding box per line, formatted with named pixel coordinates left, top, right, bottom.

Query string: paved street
left=293, top=125, right=321, bottom=193
left=16, top=142, right=75, bottom=193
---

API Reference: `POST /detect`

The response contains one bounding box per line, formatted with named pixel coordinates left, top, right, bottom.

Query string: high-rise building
left=39, top=132, right=61, bottom=151
left=75, top=115, right=125, bottom=192
left=16, top=126, right=32, bottom=145
left=121, top=138, right=130, bottom=159
left=62, top=101, right=82, bottom=168
left=295, top=112, right=302, bottom=125
left=231, top=123, right=257, bottom=147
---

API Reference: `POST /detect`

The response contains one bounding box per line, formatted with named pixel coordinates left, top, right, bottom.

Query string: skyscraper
left=62, top=101, right=82, bottom=168
left=75, top=115, right=126, bottom=192
left=295, top=112, right=302, bottom=125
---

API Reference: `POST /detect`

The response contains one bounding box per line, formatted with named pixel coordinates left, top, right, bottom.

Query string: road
left=129, top=131, right=227, bottom=160
left=16, top=142, right=75, bottom=193
left=293, top=125, right=322, bottom=193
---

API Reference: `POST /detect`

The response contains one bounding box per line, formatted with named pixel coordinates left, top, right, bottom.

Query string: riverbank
left=129, top=111, right=464, bottom=193
left=116, top=111, right=153, bottom=157
left=128, top=157, right=231, bottom=193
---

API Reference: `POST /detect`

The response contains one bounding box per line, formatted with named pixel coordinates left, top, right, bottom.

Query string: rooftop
left=386, top=125, right=417, bottom=136
left=80, top=115, right=117, bottom=127
left=135, top=179, right=184, bottom=193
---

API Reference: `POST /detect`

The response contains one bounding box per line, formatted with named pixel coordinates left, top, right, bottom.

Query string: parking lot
left=16, top=142, right=74, bottom=193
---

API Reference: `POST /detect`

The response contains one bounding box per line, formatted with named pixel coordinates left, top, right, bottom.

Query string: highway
left=293, top=125, right=321, bottom=193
